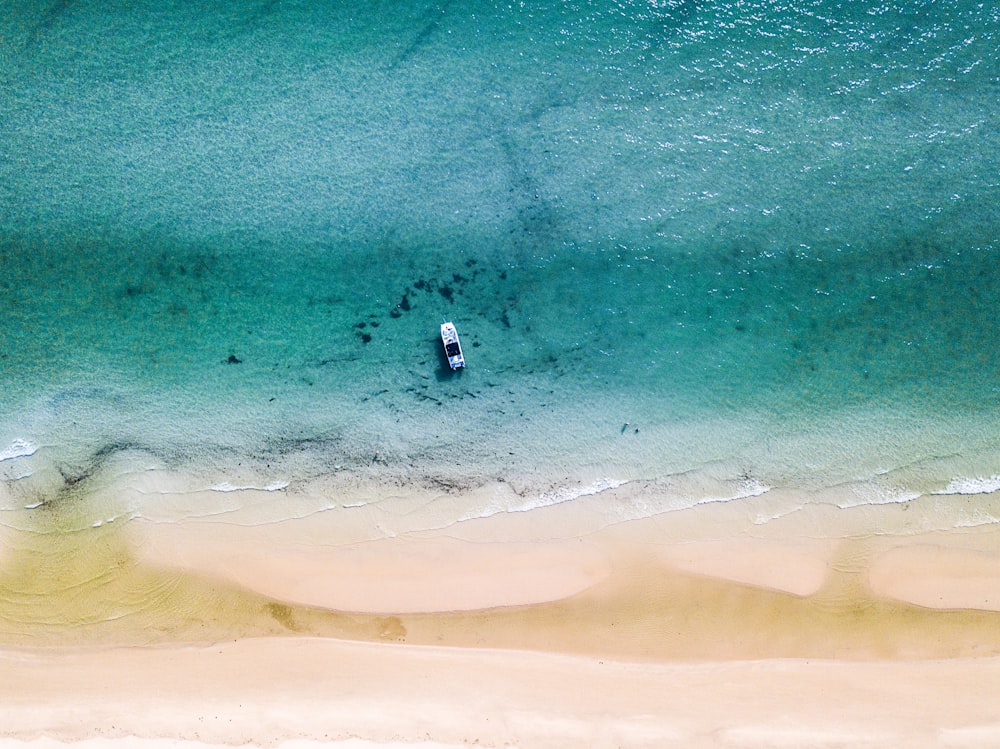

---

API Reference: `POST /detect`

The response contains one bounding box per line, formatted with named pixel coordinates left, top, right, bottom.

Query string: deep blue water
left=2, top=0, right=999, bottom=508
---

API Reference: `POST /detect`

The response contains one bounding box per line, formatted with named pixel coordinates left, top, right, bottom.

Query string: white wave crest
left=933, top=476, right=1000, bottom=496
left=527, top=477, right=631, bottom=512
left=837, top=482, right=923, bottom=509
left=695, top=477, right=772, bottom=506
left=460, top=477, right=630, bottom=522
left=953, top=515, right=1000, bottom=529
left=0, top=439, right=38, bottom=462
left=210, top=481, right=290, bottom=493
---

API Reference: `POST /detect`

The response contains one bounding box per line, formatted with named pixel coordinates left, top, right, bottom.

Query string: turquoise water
left=2, top=0, right=1000, bottom=516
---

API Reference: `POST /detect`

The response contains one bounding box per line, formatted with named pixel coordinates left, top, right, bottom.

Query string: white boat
left=440, top=322, right=465, bottom=370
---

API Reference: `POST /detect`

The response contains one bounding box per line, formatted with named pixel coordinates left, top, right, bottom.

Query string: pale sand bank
left=130, top=526, right=612, bottom=614
left=869, top=544, right=1000, bottom=611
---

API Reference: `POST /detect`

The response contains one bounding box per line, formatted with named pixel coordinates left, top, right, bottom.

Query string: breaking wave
left=934, top=476, right=1000, bottom=496
left=0, top=439, right=38, bottom=462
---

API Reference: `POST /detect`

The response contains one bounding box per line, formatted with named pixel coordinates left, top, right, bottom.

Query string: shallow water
left=2, top=0, right=1000, bottom=520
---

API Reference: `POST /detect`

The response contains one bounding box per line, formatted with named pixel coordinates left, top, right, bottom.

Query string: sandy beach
left=4, top=477, right=1000, bottom=747
left=5, top=639, right=1000, bottom=749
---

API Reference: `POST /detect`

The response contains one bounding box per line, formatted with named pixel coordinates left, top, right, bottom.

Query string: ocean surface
left=2, top=0, right=1000, bottom=572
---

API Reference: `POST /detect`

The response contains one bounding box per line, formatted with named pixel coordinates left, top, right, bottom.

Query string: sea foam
left=211, top=481, right=290, bottom=493
left=694, top=477, right=772, bottom=506
left=835, top=481, right=924, bottom=509
left=528, top=478, right=632, bottom=512
left=934, top=476, right=1000, bottom=496
left=459, top=478, right=630, bottom=523
left=0, top=439, right=37, bottom=462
